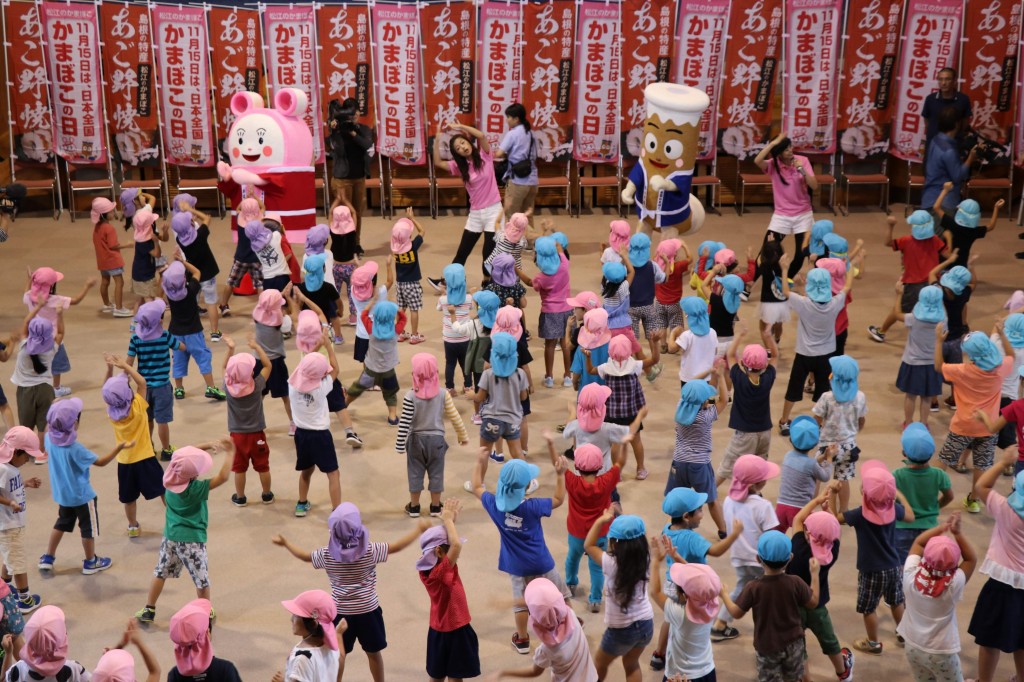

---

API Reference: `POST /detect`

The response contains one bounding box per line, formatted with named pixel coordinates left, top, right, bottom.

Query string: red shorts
left=231, top=431, right=270, bottom=473
left=609, top=326, right=642, bottom=354
left=775, top=502, right=801, bottom=534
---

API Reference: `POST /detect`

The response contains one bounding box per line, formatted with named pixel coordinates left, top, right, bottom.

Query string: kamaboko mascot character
left=217, top=88, right=316, bottom=241
left=622, top=83, right=709, bottom=238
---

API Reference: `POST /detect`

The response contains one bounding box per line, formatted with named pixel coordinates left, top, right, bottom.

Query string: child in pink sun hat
left=93, top=620, right=160, bottom=682
left=390, top=210, right=426, bottom=343
left=328, top=204, right=360, bottom=326
left=274, top=589, right=345, bottom=682
left=167, top=598, right=241, bottom=679
left=289, top=349, right=343, bottom=517
left=251, top=287, right=296, bottom=433
left=222, top=334, right=275, bottom=507
left=0, top=426, right=43, bottom=615
left=4, top=605, right=91, bottom=681
left=570, top=308, right=612, bottom=391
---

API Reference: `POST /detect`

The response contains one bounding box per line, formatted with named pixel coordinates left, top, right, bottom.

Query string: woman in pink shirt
left=753, top=132, right=819, bottom=280
left=429, top=122, right=504, bottom=287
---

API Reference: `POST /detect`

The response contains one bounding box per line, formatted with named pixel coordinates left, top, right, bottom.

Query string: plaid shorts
left=396, top=281, right=423, bottom=311
left=653, top=300, right=682, bottom=332
left=628, top=304, right=658, bottom=339
left=756, top=637, right=805, bottom=682
left=154, top=538, right=210, bottom=589
left=226, top=260, right=264, bottom=289
left=939, top=432, right=997, bottom=471
left=856, top=567, right=904, bottom=614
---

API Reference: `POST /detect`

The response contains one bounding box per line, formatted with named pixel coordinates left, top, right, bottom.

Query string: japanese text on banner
left=891, top=0, right=963, bottom=161
left=4, top=1, right=54, bottom=164
left=478, top=1, right=522, bottom=149
left=621, top=0, right=673, bottom=160
left=100, top=3, right=159, bottom=166
left=209, top=7, right=263, bottom=149
left=675, top=0, right=728, bottom=161
left=40, top=1, right=107, bottom=164
left=371, top=3, right=426, bottom=165
left=419, top=1, right=476, bottom=139
left=522, top=0, right=574, bottom=162
left=264, top=7, right=325, bottom=164
left=152, top=6, right=215, bottom=167
left=717, top=0, right=782, bottom=159
left=317, top=4, right=375, bottom=131
left=574, top=1, right=620, bottom=163
left=783, top=0, right=841, bottom=153
left=837, top=0, right=902, bottom=160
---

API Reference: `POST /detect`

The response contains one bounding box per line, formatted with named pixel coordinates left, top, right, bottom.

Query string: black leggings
left=453, top=230, right=496, bottom=278
left=770, top=230, right=808, bottom=280
left=444, top=340, right=472, bottom=389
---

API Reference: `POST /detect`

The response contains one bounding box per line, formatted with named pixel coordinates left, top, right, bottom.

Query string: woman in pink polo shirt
left=753, top=132, right=819, bottom=280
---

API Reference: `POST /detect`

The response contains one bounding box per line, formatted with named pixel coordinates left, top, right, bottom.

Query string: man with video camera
left=921, top=106, right=981, bottom=214
left=328, top=97, right=375, bottom=253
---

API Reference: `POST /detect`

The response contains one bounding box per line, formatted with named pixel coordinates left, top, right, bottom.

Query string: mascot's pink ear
left=274, top=88, right=308, bottom=118
left=230, top=92, right=265, bottom=117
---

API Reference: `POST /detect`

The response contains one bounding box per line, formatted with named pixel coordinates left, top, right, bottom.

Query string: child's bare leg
left=0, top=404, right=13, bottom=430
left=520, top=417, right=529, bottom=453
left=410, top=310, right=419, bottom=335
left=100, top=274, right=112, bottom=306
left=327, top=470, right=341, bottom=508
left=919, top=397, right=932, bottom=427
left=174, top=377, right=185, bottom=390
left=631, top=435, right=646, bottom=474
left=410, top=490, right=422, bottom=508
left=234, top=472, right=247, bottom=498
left=334, top=409, right=354, bottom=430
left=429, top=490, right=442, bottom=507
left=514, top=608, right=529, bottom=640
left=332, top=317, right=343, bottom=341
left=201, top=372, right=216, bottom=389
left=863, top=611, right=879, bottom=642
left=366, top=650, right=385, bottom=682
left=145, top=577, right=166, bottom=609
left=826, top=651, right=846, bottom=675
left=544, top=339, right=556, bottom=380
left=707, top=500, right=726, bottom=534
left=81, top=537, right=95, bottom=561
left=45, top=529, right=64, bottom=557
left=113, top=275, right=125, bottom=309
left=877, top=311, right=898, bottom=335
left=838, top=480, right=851, bottom=511
left=197, top=585, right=210, bottom=600
left=156, top=423, right=170, bottom=451
left=258, top=471, right=272, bottom=495
left=297, top=467, right=314, bottom=502
left=280, top=397, right=294, bottom=423
left=208, top=303, right=220, bottom=335
left=506, top=439, right=523, bottom=460
left=124, top=501, right=138, bottom=527
left=903, top=394, right=915, bottom=425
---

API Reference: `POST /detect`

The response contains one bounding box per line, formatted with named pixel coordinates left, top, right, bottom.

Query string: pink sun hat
left=163, top=446, right=214, bottom=494
left=578, top=308, right=612, bottom=350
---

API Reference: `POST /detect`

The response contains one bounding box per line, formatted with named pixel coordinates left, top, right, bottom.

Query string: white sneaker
left=99, top=304, right=114, bottom=313
left=54, top=386, right=72, bottom=398
left=525, top=479, right=540, bottom=495
left=562, top=376, right=573, bottom=387
left=113, top=308, right=133, bottom=318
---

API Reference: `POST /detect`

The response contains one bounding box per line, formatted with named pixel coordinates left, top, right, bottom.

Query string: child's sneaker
left=347, top=314, right=357, bottom=326
left=398, top=331, right=411, bottom=342
left=525, top=479, right=540, bottom=495
left=710, top=625, right=739, bottom=641
left=649, top=651, right=666, bottom=671
left=160, top=447, right=174, bottom=461
left=127, top=525, right=141, bottom=538
left=646, top=363, right=663, bottom=382
left=333, top=334, right=345, bottom=345
left=17, top=594, right=41, bottom=615
left=429, top=504, right=442, bottom=517
left=837, top=647, right=854, bottom=680
left=409, top=334, right=426, bottom=345
left=82, top=556, right=112, bottom=575
left=219, top=305, right=232, bottom=317
left=38, top=554, right=54, bottom=571
left=54, top=386, right=72, bottom=398
left=210, top=331, right=223, bottom=342
left=112, top=307, right=133, bottom=318
left=404, top=503, right=421, bottom=518
left=100, top=304, right=114, bottom=313
left=489, top=450, right=505, bottom=463
left=964, top=495, right=982, bottom=514
left=346, top=432, right=363, bottom=448
left=511, top=632, right=530, bottom=654
left=867, top=325, right=885, bottom=343
left=471, top=413, right=482, bottom=425
left=205, top=386, right=227, bottom=401
left=562, top=375, right=573, bottom=387
left=231, top=494, right=247, bottom=507
left=588, top=601, right=601, bottom=613
left=294, top=501, right=311, bottom=517
left=543, top=376, right=554, bottom=388
left=135, top=606, right=156, bottom=623
left=261, top=492, right=275, bottom=504
left=778, top=420, right=792, bottom=436
left=853, top=638, right=882, bottom=655
left=174, top=387, right=186, bottom=400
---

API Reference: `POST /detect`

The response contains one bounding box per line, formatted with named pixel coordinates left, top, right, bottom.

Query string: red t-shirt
left=419, top=556, right=472, bottom=632
left=893, top=235, right=946, bottom=283
left=565, top=466, right=621, bottom=538
left=655, top=259, right=690, bottom=305
left=1001, top=398, right=1024, bottom=459
left=93, top=222, right=124, bottom=271
left=835, top=291, right=852, bottom=335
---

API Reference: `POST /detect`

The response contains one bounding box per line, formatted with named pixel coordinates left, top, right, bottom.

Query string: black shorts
left=606, top=414, right=643, bottom=432
left=262, top=274, right=291, bottom=292
left=339, top=606, right=387, bottom=654
left=264, top=357, right=290, bottom=399
left=521, top=396, right=532, bottom=417
left=117, top=458, right=166, bottom=503
left=833, top=329, right=848, bottom=357
left=0, top=383, right=6, bottom=408
left=294, top=428, right=338, bottom=473
left=54, top=498, right=98, bottom=538
left=784, top=353, right=831, bottom=403
left=354, top=336, right=369, bottom=363
left=327, top=378, right=348, bottom=413
left=426, top=624, right=480, bottom=679
left=999, top=396, right=1018, bottom=450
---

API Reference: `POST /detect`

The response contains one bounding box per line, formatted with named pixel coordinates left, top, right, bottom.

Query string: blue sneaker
left=489, top=450, right=505, bottom=464
left=82, top=555, right=112, bottom=575
left=17, top=594, right=41, bottom=615
left=38, top=554, right=54, bottom=572
left=294, top=501, right=311, bottom=517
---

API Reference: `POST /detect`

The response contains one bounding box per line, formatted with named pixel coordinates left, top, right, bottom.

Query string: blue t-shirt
left=481, top=492, right=554, bottom=576
left=570, top=343, right=609, bottom=390
left=663, top=524, right=711, bottom=583
left=132, top=240, right=156, bottom=282
left=728, top=364, right=775, bottom=432
left=630, top=262, right=657, bottom=307
left=44, top=436, right=97, bottom=507
left=842, top=504, right=905, bottom=573
left=127, top=331, right=180, bottom=386
left=498, top=125, right=538, bottom=185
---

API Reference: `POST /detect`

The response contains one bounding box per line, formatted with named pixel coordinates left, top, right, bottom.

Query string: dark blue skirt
left=895, top=362, right=944, bottom=397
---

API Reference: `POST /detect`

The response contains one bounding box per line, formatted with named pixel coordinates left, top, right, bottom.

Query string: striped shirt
left=311, top=542, right=389, bottom=615
left=395, top=390, right=468, bottom=452
left=437, top=297, right=474, bottom=342
left=127, top=332, right=180, bottom=386
left=484, top=231, right=526, bottom=271
left=672, top=405, right=718, bottom=464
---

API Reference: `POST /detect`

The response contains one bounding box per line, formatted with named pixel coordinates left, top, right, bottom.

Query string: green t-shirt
left=894, top=465, right=951, bottom=529
left=165, top=479, right=210, bottom=543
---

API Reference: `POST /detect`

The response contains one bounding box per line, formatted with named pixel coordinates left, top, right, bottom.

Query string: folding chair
left=536, top=159, right=572, bottom=214
left=906, top=160, right=926, bottom=215
left=839, top=152, right=889, bottom=215
left=11, top=160, right=62, bottom=220
left=737, top=165, right=772, bottom=215
left=804, top=153, right=837, bottom=215
left=64, top=161, right=114, bottom=222
left=387, top=156, right=432, bottom=218
left=690, top=159, right=722, bottom=216
left=575, top=158, right=621, bottom=217
left=169, top=165, right=224, bottom=218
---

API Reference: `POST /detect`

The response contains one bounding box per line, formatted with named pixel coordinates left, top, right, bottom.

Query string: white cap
left=645, top=83, right=710, bottom=128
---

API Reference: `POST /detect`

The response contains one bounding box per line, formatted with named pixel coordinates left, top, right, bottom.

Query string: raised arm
left=927, top=248, right=959, bottom=284
left=933, top=181, right=953, bottom=218
left=451, top=122, right=491, bottom=154
left=986, top=199, right=1004, bottom=233
left=753, top=131, right=786, bottom=171
left=584, top=508, right=615, bottom=564
left=67, top=278, right=96, bottom=305
left=208, top=438, right=235, bottom=490
left=387, top=518, right=432, bottom=554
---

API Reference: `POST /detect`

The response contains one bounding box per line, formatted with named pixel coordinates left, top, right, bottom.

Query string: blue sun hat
left=675, top=379, right=717, bottom=426
left=913, top=285, right=946, bottom=324
left=805, top=268, right=833, bottom=303
left=758, top=530, right=792, bottom=563
left=489, top=332, right=519, bottom=378
left=602, top=261, right=627, bottom=284
left=955, top=199, right=981, bottom=228
left=370, top=300, right=398, bottom=341
left=443, top=263, right=467, bottom=306
left=789, top=415, right=820, bottom=451
left=628, top=233, right=651, bottom=268
left=715, top=274, right=745, bottom=314
left=809, top=220, right=834, bottom=256
left=662, top=487, right=708, bottom=517
left=551, top=231, right=569, bottom=251
left=535, top=236, right=561, bottom=275
left=473, top=290, right=500, bottom=328
left=940, top=266, right=972, bottom=296
left=303, top=253, right=327, bottom=292
left=1009, top=470, right=1024, bottom=519
left=698, top=241, right=725, bottom=261
left=608, top=514, right=646, bottom=540
left=962, top=332, right=1002, bottom=371
left=1005, top=313, right=1024, bottom=349
left=495, top=459, right=541, bottom=512
left=901, top=422, right=935, bottom=463
left=908, top=210, right=935, bottom=240
left=829, top=355, right=859, bottom=403
left=681, top=296, right=710, bottom=336
left=822, top=233, right=848, bottom=261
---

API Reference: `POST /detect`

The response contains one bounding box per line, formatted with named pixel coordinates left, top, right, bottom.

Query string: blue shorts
left=339, top=605, right=387, bottom=654
left=665, top=461, right=717, bottom=500
left=263, top=357, right=289, bottom=399
left=101, top=268, right=124, bottom=277
left=327, top=378, right=348, bottom=412
left=117, top=458, right=166, bottom=504
left=480, top=417, right=520, bottom=443
left=146, top=383, right=174, bottom=424
left=173, top=332, right=213, bottom=378
left=199, top=278, right=218, bottom=305
left=599, top=617, right=653, bottom=657
left=294, top=428, right=338, bottom=473
left=521, top=396, right=531, bottom=417
left=51, top=343, right=71, bottom=375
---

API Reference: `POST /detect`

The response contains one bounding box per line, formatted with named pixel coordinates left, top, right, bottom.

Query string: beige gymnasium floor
left=0, top=196, right=1021, bottom=681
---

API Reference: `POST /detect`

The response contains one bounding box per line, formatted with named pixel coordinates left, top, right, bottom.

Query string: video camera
left=329, top=99, right=358, bottom=135
left=961, top=128, right=1006, bottom=164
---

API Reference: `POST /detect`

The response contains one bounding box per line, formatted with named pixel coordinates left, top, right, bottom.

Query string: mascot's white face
left=229, top=113, right=287, bottom=167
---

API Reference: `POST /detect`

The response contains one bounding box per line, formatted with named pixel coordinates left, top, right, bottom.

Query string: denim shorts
left=599, top=617, right=654, bottom=657
left=199, top=278, right=218, bottom=305
left=51, top=343, right=71, bottom=375
left=173, top=331, right=213, bottom=377
left=665, top=460, right=717, bottom=500
left=146, top=383, right=174, bottom=424
left=101, top=268, right=124, bottom=277
left=480, top=416, right=520, bottom=443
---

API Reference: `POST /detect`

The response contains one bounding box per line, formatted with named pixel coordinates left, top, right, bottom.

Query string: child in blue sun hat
left=894, top=422, right=953, bottom=567
left=933, top=180, right=1003, bottom=267
left=776, top=415, right=834, bottom=532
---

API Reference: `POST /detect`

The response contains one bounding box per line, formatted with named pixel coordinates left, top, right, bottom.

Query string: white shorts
left=0, top=527, right=27, bottom=575
left=199, top=278, right=218, bottom=305
left=715, top=338, right=732, bottom=357
left=767, top=210, right=814, bottom=235
left=759, top=301, right=791, bottom=325
left=464, top=201, right=504, bottom=234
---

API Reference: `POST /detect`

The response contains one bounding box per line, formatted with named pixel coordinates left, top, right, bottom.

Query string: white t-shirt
left=255, top=231, right=291, bottom=278
left=663, top=599, right=715, bottom=679
left=602, top=552, right=654, bottom=627
left=532, top=622, right=599, bottom=682
left=812, top=391, right=868, bottom=445
left=11, top=340, right=56, bottom=387
left=289, top=375, right=333, bottom=431
left=724, top=495, right=780, bottom=568
left=283, top=643, right=340, bottom=682
left=0, top=463, right=26, bottom=531
left=677, top=330, right=719, bottom=382
left=896, top=555, right=965, bottom=654
left=562, top=420, right=630, bottom=474
left=995, top=339, right=1024, bottom=399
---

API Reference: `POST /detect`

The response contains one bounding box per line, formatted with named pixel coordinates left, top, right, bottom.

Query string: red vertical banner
left=837, top=0, right=902, bottom=160
left=574, top=0, right=621, bottom=163
left=264, top=6, right=325, bottom=164
left=371, top=2, right=426, bottom=165
left=152, top=6, right=215, bottom=167
left=209, top=7, right=263, bottom=152
left=40, top=1, right=107, bottom=163
left=419, top=1, right=477, bottom=136
left=3, top=1, right=54, bottom=164
left=99, top=4, right=158, bottom=167
left=478, top=1, right=522, bottom=149
left=891, top=0, right=964, bottom=161
left=783, top=0, right=842, bottom=153
left=675, top=0, right=729, bottom=161
left=960, top=0, right=1021, bottom=165
left=717, top=0, right=783, bottom=159
left=621, top=0, right=673, bottom=160
left=522, top=0, right=575, bottom=161
left=316, top=4, right=376, bottom=131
